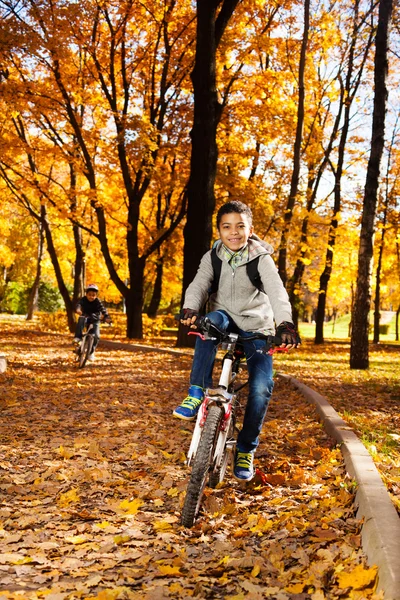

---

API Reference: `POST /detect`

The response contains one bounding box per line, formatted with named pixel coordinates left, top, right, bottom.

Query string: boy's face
left=218, top=212, right=253, bottom=252
left=86, top=291, right=97, bottom=302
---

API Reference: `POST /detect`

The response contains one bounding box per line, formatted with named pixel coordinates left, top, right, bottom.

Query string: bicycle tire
left=181, top=405, right=223, bottom=528
left=208, top=412, right=235, bottom=488
left=79, top=335, right=93, bottom=368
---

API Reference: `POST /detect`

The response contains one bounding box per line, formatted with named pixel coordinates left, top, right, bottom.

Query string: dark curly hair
left=216, top=201, right=253, bottom=229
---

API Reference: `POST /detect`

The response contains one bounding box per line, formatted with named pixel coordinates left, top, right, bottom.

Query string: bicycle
left=74, top=315, right=103, bottom=368
left=181, top=316, right=283, bottom=528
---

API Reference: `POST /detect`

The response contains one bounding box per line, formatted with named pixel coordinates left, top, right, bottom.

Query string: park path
left=0, top=324, right=382, bottom=599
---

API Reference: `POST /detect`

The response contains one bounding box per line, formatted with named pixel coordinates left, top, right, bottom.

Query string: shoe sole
left=233, top=470, right=255, bottom=482
left=172, top=411, right=196, bottom=421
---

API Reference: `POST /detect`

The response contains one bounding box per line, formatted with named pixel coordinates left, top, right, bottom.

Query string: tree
left=178, top=0, right=241, bottom=346
left=350, top=0, right=393, bottom=369
left=277, top=0, right=310, bottom=287
left=314, top=0, right=374, bottom=344
left=0, top=0, right=194, bottom=338
left=26, top=210, right=45, bottom=320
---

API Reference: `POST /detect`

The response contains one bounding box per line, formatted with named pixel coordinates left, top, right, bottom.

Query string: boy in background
left=73, top=284, right=111, bottom=361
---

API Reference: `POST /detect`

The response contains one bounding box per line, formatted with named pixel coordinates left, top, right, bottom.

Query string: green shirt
left=221, top=243, right=249, bottom=270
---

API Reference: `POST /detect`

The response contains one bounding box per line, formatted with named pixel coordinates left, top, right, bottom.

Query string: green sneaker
left=173, top=395, right=203, bottom=421
left=234, top=450, right=254, bottom=481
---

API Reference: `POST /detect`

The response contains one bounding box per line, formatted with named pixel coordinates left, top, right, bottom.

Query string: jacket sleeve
left=183, top=251, right=215, bottom=311
left=258, top=255, right=293, bottom=325
left=75, top=297, right=83, bottom=312
left=97, top=299, right=110, bottom=318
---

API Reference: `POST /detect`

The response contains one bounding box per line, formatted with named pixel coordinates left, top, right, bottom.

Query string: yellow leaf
left=94, top=521, right=111, bottom=529
left=167, top=487, right=179, bottom=497
left=337, top=564, right=378, bottom=590
left=97, top=589, right=128, bottom=600
left=119, top=498, right=143, bottom=514
left=169, top=583, right=185, bottom=594
left=0, top=553, right=32, bottom=565
left=158, top=564, right=181, bottom=576
left=154, top=498, right=164, bottom=507
left=65, top=535, right=87, bottom=545
left=114, top=534, right=130, bottom=545
left=57, top=488, right=80, bottom=507
left=251, top=564, right=261, bottom=577
left=250, top=516, right=273, bottom=534
left=154, top=520, right=173, bottom=531
left=14, top=556, right=33, bottom=565
left=285, top=582, right=305, bottom=593
left=58, top=445, right=74, bottom=459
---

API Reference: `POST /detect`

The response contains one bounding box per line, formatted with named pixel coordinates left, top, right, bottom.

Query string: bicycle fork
left=187, top=382, right=236, bottom=453
left=186, top=353, right=237, bottom=469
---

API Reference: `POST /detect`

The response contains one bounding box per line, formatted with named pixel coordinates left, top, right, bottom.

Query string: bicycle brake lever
left=188, top=331, right=206, bottom=341
left=257, top=346, right=288, bottom=355
left=188, top=331, right=217, bottom=341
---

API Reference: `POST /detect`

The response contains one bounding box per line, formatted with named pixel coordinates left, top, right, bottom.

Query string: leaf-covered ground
left=273, top=341, right=400, bottom=516
left=0, top=322, right=386, bottom=599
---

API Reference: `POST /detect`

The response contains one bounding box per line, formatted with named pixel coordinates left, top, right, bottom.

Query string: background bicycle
left=181, top=316, right=282, bottom=527
left=74, top=315, right=112, bottom=368
left=74, top=316, right=98, bottom=368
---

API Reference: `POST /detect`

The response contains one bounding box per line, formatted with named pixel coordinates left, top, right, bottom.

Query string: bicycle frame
left=186, top=331, right=242, bottom=469
left=75, top=317, right=96, bottom=368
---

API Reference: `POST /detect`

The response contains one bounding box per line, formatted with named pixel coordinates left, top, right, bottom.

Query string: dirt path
left=0, top=326, right=382, bottom=599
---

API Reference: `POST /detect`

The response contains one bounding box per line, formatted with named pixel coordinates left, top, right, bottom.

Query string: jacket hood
left=249, top=233, right=274, bottom=255
left=215, top=233, right=274, bottom=260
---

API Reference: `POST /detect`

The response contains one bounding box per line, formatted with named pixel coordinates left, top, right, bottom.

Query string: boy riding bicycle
left=73, top=284, right=111, bottom=361
left=174, top=200, right=300, bottom=482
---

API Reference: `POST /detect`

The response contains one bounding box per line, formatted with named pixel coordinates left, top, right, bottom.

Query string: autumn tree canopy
left=0, top=0, right=399, bottom=342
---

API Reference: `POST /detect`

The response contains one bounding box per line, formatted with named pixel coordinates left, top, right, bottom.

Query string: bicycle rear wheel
left=79, top=335, right=93, bottom=368
left=181, top=404, right=223, bottom=528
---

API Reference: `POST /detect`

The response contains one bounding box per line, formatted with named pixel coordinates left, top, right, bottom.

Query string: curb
left=279, top=373, right=400, bottom=600
left=0, top=354, right=7, bottom=374
left=98, top=338, right=190, bottom=356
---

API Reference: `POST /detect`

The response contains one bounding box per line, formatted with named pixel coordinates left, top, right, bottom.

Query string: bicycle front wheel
left=208, top=412, right=235, bottom=489
left=181, top=404, right=223, bottom=528
left=79, top=335, right=93, bottom=368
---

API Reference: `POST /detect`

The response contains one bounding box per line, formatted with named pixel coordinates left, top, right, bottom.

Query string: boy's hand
left=76, top=308, right=82, bottom=315
left=276, top=322, right=301, bottom=349
left=180, top=308, right=199, bottom=328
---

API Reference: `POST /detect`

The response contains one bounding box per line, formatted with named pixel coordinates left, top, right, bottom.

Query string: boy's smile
left=218, top=212, right=253, bottom=252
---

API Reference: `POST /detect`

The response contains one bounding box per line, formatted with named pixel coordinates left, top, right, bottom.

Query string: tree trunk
left=288, top=170, right=316, bottom=329
left=125, top=256, right=145, bottom=339
left=315, top=0, right=373, bottom=344
left=277, top=0, right=309, bottom=286
left=350, top=0, right=393, bottom=369
left=42, top=213, right=75, bottom=332
left=72, top=222, right=85, bottom=305
left=178, top=0, right=240, bottom=347
left=147, top=255, right=164, bottom=318
left=373, top=203, right=389, bottom=344
left=373, top=109, right=398, bottom=344
left=26, top=212, right=45, bottom=320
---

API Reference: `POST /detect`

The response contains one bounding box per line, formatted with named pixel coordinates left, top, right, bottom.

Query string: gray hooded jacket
left=183, top=234, right=293, bottom=333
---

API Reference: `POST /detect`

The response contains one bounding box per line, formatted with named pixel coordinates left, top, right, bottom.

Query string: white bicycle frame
left=186, top=333, right=240, bottom=468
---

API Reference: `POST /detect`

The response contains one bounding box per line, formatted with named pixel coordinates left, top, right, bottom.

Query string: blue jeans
left=189, top=310, right=274, bottom=453
left=75, top=316, right=100, bottom=351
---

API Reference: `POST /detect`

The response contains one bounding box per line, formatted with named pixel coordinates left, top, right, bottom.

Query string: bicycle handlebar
left=190, top=315, right=283, bottom=354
